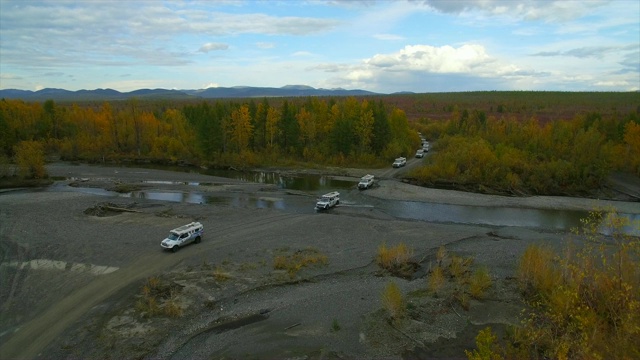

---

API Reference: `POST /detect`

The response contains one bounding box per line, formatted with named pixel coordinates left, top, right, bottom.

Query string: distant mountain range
left=0, top=85, right=394, bottom=101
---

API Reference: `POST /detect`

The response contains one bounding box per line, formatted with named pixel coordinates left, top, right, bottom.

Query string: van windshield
left=168, top=233, right=180, bottom=240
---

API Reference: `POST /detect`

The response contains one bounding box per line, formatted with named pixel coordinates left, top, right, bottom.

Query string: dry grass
left=273, top=248, right=328, bottom=278
left=212, top=265, right=232, bottom=282
left=135, top=276, right=183, bottom=318
left=381, top=281, right=406, bottom=322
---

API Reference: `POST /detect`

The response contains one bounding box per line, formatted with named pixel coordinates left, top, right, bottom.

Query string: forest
left=1, top=91, right=638, bottom=196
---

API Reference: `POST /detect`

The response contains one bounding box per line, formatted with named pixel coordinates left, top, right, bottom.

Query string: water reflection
left=379, top=201, right=588, bottom=230
left=123, top=191, right=206, bottom=204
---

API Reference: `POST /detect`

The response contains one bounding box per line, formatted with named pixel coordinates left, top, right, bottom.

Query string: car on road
left=358, top=174, right=375, bottom=189
left=161, top=222, right=204, bottom=252
left=392, top=157, right=407, bottom=168
left=315, top=191, right=340, bottom=210
left=415, top=149, right=425, bottom=158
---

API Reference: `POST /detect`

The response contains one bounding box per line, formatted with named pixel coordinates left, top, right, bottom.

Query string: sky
left=0, top=0, right=638, bottom=93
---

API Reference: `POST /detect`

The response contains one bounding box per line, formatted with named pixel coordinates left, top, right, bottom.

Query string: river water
left=41, top=169, right=639, bottom=234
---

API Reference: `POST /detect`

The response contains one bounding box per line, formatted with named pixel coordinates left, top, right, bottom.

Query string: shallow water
left=41, top=174, right=639, bottom=234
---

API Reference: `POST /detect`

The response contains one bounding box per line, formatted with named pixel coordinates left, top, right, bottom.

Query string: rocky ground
left=0, top=163, right=638, bottom=360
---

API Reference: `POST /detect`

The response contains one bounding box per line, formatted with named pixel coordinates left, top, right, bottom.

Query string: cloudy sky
left=1, top=0, right=638, bottom=93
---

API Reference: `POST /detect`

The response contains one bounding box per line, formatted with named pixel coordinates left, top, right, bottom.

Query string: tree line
left=0, top=97, right=417, bottom=170
left=411, top=107, right=640, bottom=195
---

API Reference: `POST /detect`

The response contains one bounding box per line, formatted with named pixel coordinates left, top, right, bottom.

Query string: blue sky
left=1, top=0, right=638, bottom=93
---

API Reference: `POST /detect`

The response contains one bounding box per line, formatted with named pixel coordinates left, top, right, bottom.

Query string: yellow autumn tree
left=230, top=104, right=253, bottom=152
left=623, top=121, right=640, bottom=176
left=14, top=140, right=46, bottom=179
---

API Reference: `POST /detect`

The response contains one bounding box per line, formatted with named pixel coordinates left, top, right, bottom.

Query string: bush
left=478, top=208, right=640, bottom=359
left=428, top=266, right=445, bottom=295
left=469, top=267, right=492, bottom=299
left=382, top=281, right=406, bottom=322
left=377, top=242, right=414, bottom=277
left=465, top=327, right=503, bottom=360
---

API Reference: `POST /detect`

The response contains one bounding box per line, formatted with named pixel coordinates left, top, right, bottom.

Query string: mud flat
left=0, top=163, right=638, bottom=359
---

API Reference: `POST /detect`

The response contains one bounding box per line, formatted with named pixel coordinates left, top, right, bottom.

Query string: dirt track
left=1, top=163, right=638, bottom=359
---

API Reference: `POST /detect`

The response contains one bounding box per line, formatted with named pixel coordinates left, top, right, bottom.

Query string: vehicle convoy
left=358, top=174, right=375, bottom=189
left=415, top=149, right=424, bottom=158
left=392, top=157, right=407, bottom=168
left=315, top=191, right=340, bottom=210
left=161, top=222, right=203, bottom=252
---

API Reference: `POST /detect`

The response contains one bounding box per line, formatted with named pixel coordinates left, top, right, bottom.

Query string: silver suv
left=161, top=222, right=204, bottom=252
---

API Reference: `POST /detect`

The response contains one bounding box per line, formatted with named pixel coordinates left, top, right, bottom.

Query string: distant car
left=315, top=191, right=340, bottom=210
left=161, top=222, right=203, bottom=252
left=415, top=149, right=425, bottom=158
left=392, top=157, right=407, bottom=168
left=358, top=174, right=375, bottom=189
left=422, top=144, right=430, bottom=152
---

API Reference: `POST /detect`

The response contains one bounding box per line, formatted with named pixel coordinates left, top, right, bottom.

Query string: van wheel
left=336, top=200, right=340, bottom=205
left=195, top=236, right=201, bottom=244
left=172, top=246, right=179, bottom=253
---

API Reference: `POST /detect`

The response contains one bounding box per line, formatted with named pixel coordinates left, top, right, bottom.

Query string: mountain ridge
left=0, top=85, right=381, bottom=101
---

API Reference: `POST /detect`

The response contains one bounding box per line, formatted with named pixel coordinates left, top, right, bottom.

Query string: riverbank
left=0, top=163, right=638, bottom=359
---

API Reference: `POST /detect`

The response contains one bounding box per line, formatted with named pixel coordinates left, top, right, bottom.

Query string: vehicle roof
left=321, top=191, right=340, bottom=197
left=170, top=221, right=203, bottom=234
left=360, top=174, right=374, bottom=180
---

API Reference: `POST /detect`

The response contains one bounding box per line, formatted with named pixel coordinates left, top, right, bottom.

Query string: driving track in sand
left=0, top=211, right=306, bottom=359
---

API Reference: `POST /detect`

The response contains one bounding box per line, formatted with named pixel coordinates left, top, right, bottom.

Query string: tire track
left=0, top=211, right=305, bottom=359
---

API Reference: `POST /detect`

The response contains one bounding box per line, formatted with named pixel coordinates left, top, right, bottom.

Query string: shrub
left=163, top=293, right=183, bottom=318
left=382, top=281, right=406, bottom=322
left=517, top=244, right=561, bottom=298
left=449, top=255, right=471, bottom=280
left=480, top=208, right=640, bottom=359
left=469, top=267, right=492, bottom=299
left=377, top=242, right=414, bottom=271
left=465, top=327, right=503, bottom=360
left=428, top=265, right=445, bottom=295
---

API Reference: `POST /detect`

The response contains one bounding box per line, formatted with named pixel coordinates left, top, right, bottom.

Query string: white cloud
left=292, top=51, right=313, bottom=57
left=422, top=0, right=608, bottom=22
left=198, top=42, right=229, bottom=53
left=373, top=33, right=404, bottom=41
left=365, top=44, right=496, bottom=74
left=256, top=42, right=275, bottom=49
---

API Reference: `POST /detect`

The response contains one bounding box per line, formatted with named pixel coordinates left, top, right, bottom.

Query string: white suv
left=315, top=191, right=340, bottom=210
left=161, top=222, right=204, bottom=252
left=358, top=174, right=375, bottom=189
left=392, top=157, right=407, bottom=168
